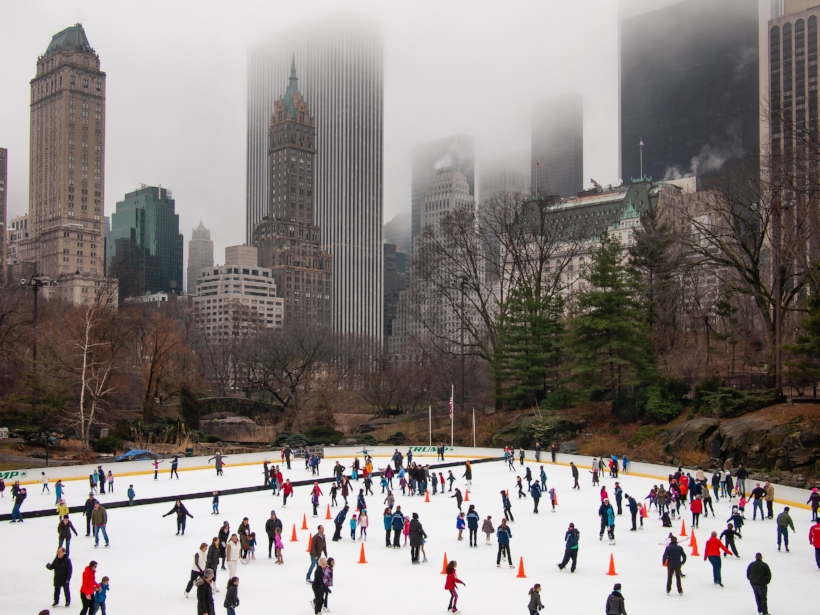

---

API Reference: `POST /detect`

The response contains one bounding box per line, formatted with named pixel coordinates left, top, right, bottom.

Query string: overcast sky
left=0, top=0, right=623, bottom=262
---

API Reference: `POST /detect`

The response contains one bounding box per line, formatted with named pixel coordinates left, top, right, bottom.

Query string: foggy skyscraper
left=411, top=134, right=474, bottom=251
left=620, top=0, right=759, bottom=181
left=186, top=220, right=213, bottom=294
left=531, top=93, right=584, bottom=199
left=246, top=14, right=384, bottom=339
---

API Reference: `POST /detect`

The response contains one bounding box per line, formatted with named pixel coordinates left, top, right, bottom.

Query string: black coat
left=265, top=517, right=283, bottom=537
left=223, top=585, right=239, bottom=608
left=409, top=519, right=427, bottom=547
left=218, top=527, right=230, bottom=557
left=46, top=555, right=72, bottom=586
left=662, top=544, right=687, bottom=569
left=605, top=591, right=626, bottom=615
left=746, top=560, right=772, bottom=585
left=206, top=544, right=220, bottom=570
left=163, top=502, right=193, bottom=520
left=196, top=580, right=215, bottom=615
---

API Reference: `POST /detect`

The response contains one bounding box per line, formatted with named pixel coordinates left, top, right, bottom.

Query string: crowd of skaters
left=8, top=441, right=820, bottom=614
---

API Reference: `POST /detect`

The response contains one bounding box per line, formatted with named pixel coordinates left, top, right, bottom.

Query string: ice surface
left=2, top=455, right=814, bottom=614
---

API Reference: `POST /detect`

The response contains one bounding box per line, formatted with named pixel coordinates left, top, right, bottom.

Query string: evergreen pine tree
left=565, top=233, right=655, bottom=395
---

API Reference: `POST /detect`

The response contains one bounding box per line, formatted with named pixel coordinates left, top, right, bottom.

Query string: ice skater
left=444, top=560, right=466, bottom=613
left=208, top=452, right=227, bottom=476
left=482, top=515, right=494, bottom=545
left=556, top=522, right=580, bottom=572
left=162, top=500, right=194, bottom=535
left=496, top=519, right=513, bottom=568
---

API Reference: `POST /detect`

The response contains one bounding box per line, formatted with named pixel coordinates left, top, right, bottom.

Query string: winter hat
left=412, top=512, right=419, bottom=519
left=271, top=510, right=276, bottom=516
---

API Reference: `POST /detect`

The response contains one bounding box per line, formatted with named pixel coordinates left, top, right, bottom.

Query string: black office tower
left=620, top=0, right=760, bottom=182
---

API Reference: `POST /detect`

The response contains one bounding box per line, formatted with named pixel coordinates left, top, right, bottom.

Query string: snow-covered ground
left=2, top=455, right=815, bottom=614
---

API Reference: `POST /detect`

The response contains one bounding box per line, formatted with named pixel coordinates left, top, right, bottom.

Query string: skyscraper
left=247, top=14, right=383, bottom=338
left=531, top=93, right=583, bottom=199
left=187, top=220, right=214, bottom=294
left=24, top=24, right=106, bottom=282
left=253, top=61, right=332, bottom=328
left=0, top=148, right=6, bottom=287
left=106, top=185, right=183, bottom=302
left=411, top=135, right=475, bottom=250
left=620, top=0, right=759, bottom=181
left=479, top=150, right=531, bottom=202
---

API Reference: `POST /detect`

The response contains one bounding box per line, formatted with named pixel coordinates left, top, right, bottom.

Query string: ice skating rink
left=1, top=451, right=815, bottom=614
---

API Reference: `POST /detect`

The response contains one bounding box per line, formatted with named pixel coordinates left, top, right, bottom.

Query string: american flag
left=449, top=385, right=454, bottom=419
left=536, top=162, right=543, bottom=170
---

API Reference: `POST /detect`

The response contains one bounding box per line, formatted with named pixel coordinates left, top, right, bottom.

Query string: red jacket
left=809, top=523, right=820, bottom=546
left=703, top=537, right=731, bottom=559
left=80, top=566, right=97, bottom=597
left=283, top=482, right=294, bottom=496
left=690, top=499, right=703, bottom=514
left=444, top=570, right=464, bottom=591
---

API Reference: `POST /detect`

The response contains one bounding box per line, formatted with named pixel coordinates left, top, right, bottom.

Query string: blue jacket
left=614, top=486, right=623, bottom=502
left=627, top=497, right=638, bottom=513
left=334, top=509, right=348, bottom=525
left=530, top=483, right=542, bottom=499
left=391, top=511, right=405, bottom=530
left=607, top=507, right=615, bottom=526
left=496, top=525, right=512, bottom=545
left=94, top=583, right=109, bottom=603
left=466, top=511, right=479, bottom=529
left=357, top=494, right=367, bottom=510
left=540, top=469, right=547, bottom=483
left=501, top=494, right=512, bottom=510
left=127, top=488, right=135, bottom=499
left=564, top=528, right=580, bottom=549
left=456, top=516, right=465, bottom=530
left=383, top=515, right=392, bottom=531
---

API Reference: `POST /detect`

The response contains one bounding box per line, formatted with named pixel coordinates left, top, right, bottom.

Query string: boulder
left=658, top=418, right=719, bottom=456
left=559, top=440, right=579, bottom=454
left=787, top=448, right=816, bottom=468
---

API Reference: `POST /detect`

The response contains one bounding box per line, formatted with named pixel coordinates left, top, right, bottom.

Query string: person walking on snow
left=703, top=531, right=732, bottom=586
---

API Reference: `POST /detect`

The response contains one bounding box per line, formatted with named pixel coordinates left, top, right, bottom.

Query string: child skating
left=444, top=560, right=466, bottom=613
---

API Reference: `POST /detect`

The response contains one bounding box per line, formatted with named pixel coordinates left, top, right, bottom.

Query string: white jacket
left=193, top=549, right=207, bottom=572
left=226, top=541, right=241, bottom=561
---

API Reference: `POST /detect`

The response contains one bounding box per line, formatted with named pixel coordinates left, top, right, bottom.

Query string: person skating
left=185, top=543, right=208, bottom=598
left=46, top=547, right=72, bottom=608
left=614, top=482, right=623, bottom=515
left=447, top=470, right=456, bottom=492
left=307, top=525, right=327, bottom=581
left=58, top=515, right=78, bottom=556
left=810, top=518, right=820, bottom=569
left=463, top=461, right=473, bottom=491
left=206, top=537, right=221, bottom=586
left=570, top=462, right=580, bottom=490
left=539, top=466, right=547, bottom=491
left=557, top=523, right=580, bottom=572
left=226, top=534, right=241, bottom=578
left=466, top=505, right=480, bottom=546
left=598, top=499, right=612, bottom=541
left=444, top=560, right=466, bottom=613
left=194, top=568, right=215, bottom=615
left=78, top=560, right=98, bottom=615
left=551, top=443, right=557, bottom=463
left=282, top=479, right=293, bottom=507
left=90, top=502, right=109, bottom=548
left=501, top=489, right=514, bottom=522
left=452, top=487, right=464, bottom=512
left=528, top=584, right=543, bottom=615
left=170, top=455, right=180, bottom=479
left=10, top=486, right=26, bottom=522
left=265, top=510, right=282, bottom=558
left=626, top=495, right=639, bottom=531
left=605, top=583, right=627, bottom=615
left=530, top=481, right=542, bottom=513
left=358, top=508, right=369, bottom=540
left=524, top=466, right=533, bottom=490
left=409, top=512, right=427, bottom=563
left=736, top=465, right=749, bottom=496
left=163, top=499, right=194, bottom=535
left=208, top=452, right=227, bottom=476
left=274, top=527, right=285, bottom=564
left=218, top=522, right=230, bottom=570
left=391, top=506, right=405, bottom=548
left=310, top=557, right=327, bottom=615
left=151, top=459, right=164, bottom=480
left=662, top=536, right=686, bottom=595
left=703, top=530, right=732, bottom=586
left=690, top=495, right=703, bottom=528
left=55, top=500, right=67, bottom=522
left=535, top=441, right=542, bottom=462
left=496, top=518, right=513, bottom=568
left=332, top=505, right=349, bottom=542
left=721, top=523, right=742, bottom=558
left=750, top=483, right=766, bottom=520
left=41, top=471, right=50, bottom=494
left=456, top=512, right=466, bottom=541
left=482, top=515, right=494, bottom=545
left=223, top=576, right=239, bottom=615
left=776, top=506, right=795, bottom=551
left=127, top=485, right=136, bottom=507
left=321, top=557, right=334, bottom=611
left=746, top=553, right=771, bottom=615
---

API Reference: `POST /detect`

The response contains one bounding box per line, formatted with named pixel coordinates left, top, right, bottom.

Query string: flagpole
left=639, top=139, right=643, bottom=179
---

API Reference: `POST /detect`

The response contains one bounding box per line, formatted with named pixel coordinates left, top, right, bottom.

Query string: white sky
left=0, top=0, right=621, bottom=261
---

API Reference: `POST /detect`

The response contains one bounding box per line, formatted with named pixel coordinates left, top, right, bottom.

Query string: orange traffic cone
left=425, top=490, right=430, bottom=503
left=680, top=520, right=687, bottom=537
left=554, top=492, right=558, bottom=506
left=290, top=524, right=298, bottom=542
left=306, top=533, right=312, bottom=552
left=690, top=530, right=699, bottom=556
left=301, top=514, right=308, bottom=530
left=641, top=504, right=648, bottom=518
left=357, top=543, right=368, bottom=564
left=465, top=490, right=470, bottom=502
left=325, top=504, right=332, bottom=520
left=506, top=489, right=510, bottom=497
left=516, top=557, right=527, bottom=578
left=606, top=554, right=618, bottom=576
left=441, top=553, right=449, bottom=574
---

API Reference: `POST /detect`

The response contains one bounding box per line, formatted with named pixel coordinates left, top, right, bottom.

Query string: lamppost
left=21, top=275, right=57, bottom=466
left=460, top=277, right=467, bottom=420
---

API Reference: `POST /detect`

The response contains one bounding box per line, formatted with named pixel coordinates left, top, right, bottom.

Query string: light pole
left=21, top=276, right=57, bottom=466
left=460, top=277, right=467, bottom=420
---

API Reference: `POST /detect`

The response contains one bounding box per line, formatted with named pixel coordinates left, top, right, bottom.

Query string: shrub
left=697, top=388, right=776, bottom=418
left=692, top=376, right=723, bottom=413
left=304, top=425, right=345, bottom=445
left=91, top=436, right=122, bottom=454
left=628, top=425, right=665, bottom=447
left=354, top=435, right=379, bottom=447
left=273, top=432, right=310, bottom=448
left=543, top=388, right=573, bottom=410
left=643, top=385, right=682, bottom=422
left=385, top=431, right=406, bottom=445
